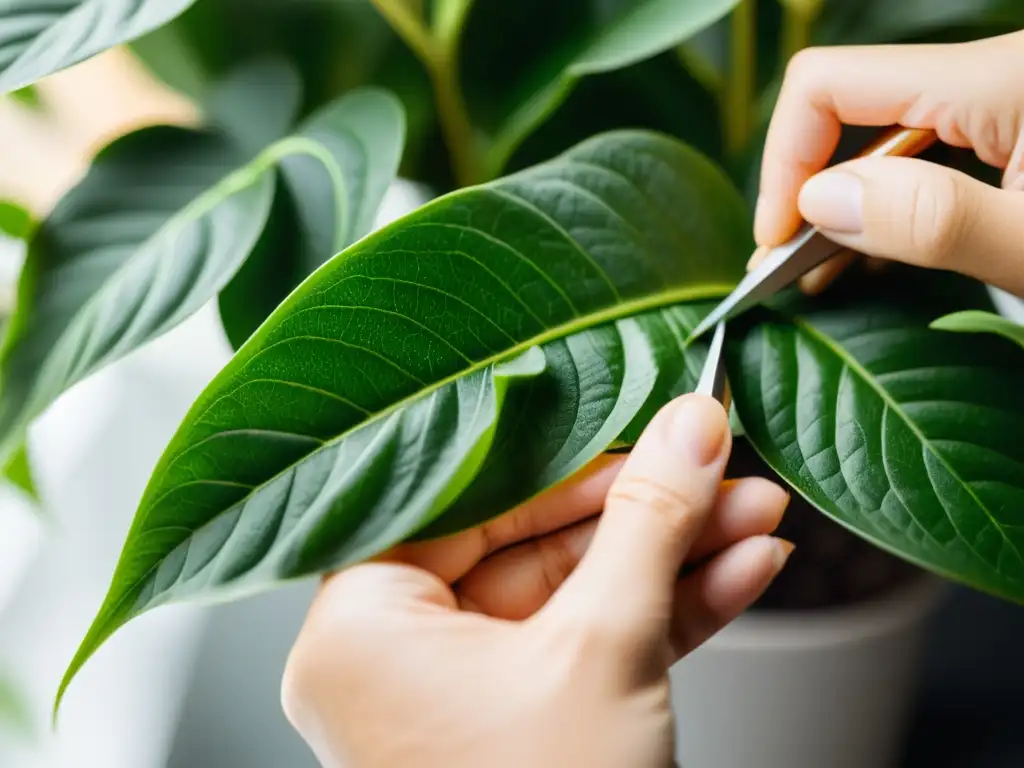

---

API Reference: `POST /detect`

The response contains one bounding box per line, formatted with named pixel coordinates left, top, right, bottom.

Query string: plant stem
left=724, top=0, right=756, bottom=160
left=369, top=0, right=481, bottom=187
left=780, top=0, right=820, bottom=63
left=428, top=55, right=481, bottom=186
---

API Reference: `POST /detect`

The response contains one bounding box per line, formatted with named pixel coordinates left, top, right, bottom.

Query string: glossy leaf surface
left=61, top=131, right=751, bottom=703
left=931, top=310, right=1024, bottom=352
left=0, top=0, right=200, bottom=94
left=728, top=275, right=1024, bottom=603
left=0, top=82, right=404, bottom=465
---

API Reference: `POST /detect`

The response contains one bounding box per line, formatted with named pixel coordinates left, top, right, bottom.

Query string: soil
left=725, top=438, right=921, bottom=612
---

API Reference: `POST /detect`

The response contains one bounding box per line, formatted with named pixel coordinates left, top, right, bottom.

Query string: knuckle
left=907, top=172, right=966, bottom=264
left=606, top=475, right=704, bottom=538
left=784, top=47, right=827, bottom=87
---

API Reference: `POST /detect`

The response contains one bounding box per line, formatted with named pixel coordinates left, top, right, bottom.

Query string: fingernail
left=670, top=397, right=728, bottom=466
left=746, top=245, right=767, bottom=272
left=799, top=171, right=863, bottom=233
left=772, top=538, right=796, bottom=570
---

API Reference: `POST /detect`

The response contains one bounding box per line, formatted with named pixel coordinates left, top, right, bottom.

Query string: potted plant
left=0, top=1, right=1022, bottom=766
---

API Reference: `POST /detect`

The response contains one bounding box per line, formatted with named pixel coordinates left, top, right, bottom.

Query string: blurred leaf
left=131, top=0, right=438, bottom=183
left=203, top=57, right=303, bottom=157
left=931, top=310, right=1024, bottom=351
left=0, top=0, right=201, bottom=94
left=816, top=0, right=1024, bottom=45
left=219, top=89, right=406, bottom=347
left=0, top=674, right=32, bottom=739
left=0, top=202, right=33, bottom=240
left=7, top=84, right=40, bottom=109
left=508, top=52, right=723, bottom=171
left=3, top=442, right=37, bottom=500
left=0, top=67, right=404, bottom=468
left=60, top=130, right=752, bottom=708
left=459, top=0, right=741, bottom=171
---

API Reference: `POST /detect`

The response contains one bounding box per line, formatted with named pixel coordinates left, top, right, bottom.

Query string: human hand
left=281, top=395, right=792, bottom=768
left=754, top=30, right=1024, bottom=297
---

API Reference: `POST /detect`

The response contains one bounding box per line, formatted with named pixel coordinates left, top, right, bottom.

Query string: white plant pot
left=0, top=297, right=233, bottom=768
left=670, top=573, right=947, bottom=768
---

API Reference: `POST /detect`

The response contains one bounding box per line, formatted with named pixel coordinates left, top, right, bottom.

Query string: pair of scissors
left=691, top=125, right=940, bottom=405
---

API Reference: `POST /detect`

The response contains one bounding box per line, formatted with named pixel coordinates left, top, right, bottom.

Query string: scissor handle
left=856, top=126, right=938, bottom=159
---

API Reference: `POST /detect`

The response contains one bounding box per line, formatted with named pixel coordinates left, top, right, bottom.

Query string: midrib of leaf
left=793, top=315, right=1024, bottom=569
left=151, top=280, right=733, bottom=524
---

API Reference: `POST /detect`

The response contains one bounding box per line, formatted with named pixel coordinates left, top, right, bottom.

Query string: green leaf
left=421, top=302, right=715, bottom=539
left=727, top=272, right=1024, bottom=604
left=931, top=310, right=1024, bottom=352
left=506, top=52, right=723, bottom=173
left=815, top=0, right=1024, bottom=45
left=7, top=83, right=40, bottom=108
left=0, top=0, right=201, bottom=94
left=0, top=80, right=405, bottom=468
left=203, top=57, right=303, bottom=157
left=218, top=88, right=406, bottom=347
left=3, top=442, right=37, bottom=500
left=0, top=674, right=32, bottom=740
left=0, top=202, right=33, bottom=240
left=459, top=0, right=741, bottom=173
left=60, top=131, right=751, bottom=707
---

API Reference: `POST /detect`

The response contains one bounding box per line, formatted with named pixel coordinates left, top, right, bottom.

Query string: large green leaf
left=0, top=82, right=405, bottom=467
left=459, top=0, right=741, bottom=173
left=0, top=0, right=201, bottom=94
left=59, top=131, right=751, bottom=706
left=727, top=273, right=1024, bottom=604
left=931, top=310, right=1024, bottom=352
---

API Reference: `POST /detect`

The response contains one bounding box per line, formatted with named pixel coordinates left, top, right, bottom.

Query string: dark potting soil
left=725, top=438, right=921, bottom=612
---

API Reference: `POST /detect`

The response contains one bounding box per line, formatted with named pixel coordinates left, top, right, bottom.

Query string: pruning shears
left=691, top=124, right=939, bottom=406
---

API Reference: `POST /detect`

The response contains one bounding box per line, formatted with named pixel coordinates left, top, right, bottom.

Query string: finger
left=671, top=535, right=794, bottom=658
left=385, top=453, right=625, bottom=584
left=797, top=156, right=1024, bottom=296
left=457, top=477, right=789, bottom=620
left=753, top=36, right=1012, bottom=248
left=540, top=395, right=730, bottom=637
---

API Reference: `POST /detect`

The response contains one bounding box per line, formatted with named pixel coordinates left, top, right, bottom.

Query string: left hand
left=281, top=395, right=792, bottom=768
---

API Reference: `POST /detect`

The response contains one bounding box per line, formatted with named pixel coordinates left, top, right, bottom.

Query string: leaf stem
left=780, top=0, right=822, bottom=63
left=724, top=0, right=756, bottom=160
left=370, top=0, right=482, bottom=187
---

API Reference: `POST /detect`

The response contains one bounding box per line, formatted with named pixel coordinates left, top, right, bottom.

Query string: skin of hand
left=281, top=395, right=793, bottom=768
left=752, top=29, right=1024, bottom=297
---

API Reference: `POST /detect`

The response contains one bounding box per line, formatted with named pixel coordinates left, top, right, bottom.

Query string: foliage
left=0, top=0, right=1020, bottom=714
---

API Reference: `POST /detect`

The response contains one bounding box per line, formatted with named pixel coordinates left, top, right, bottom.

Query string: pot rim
left=708, top=571, right=949, bottom=650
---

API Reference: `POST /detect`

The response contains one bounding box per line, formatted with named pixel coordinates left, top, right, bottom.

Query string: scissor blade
left=695, top=320, right=728, bottom=403
left=688, top=225, right=846, bottom=341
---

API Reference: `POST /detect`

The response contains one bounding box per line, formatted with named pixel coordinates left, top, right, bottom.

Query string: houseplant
left=0, top=0, right=1023, bottom=763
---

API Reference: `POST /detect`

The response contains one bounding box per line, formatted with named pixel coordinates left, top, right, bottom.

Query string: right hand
left=753, top=30, right=1024, bottom=297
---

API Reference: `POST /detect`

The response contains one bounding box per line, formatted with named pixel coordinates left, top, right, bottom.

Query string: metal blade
left=688, top=225, right=846, bottom=341
left=695, top=320, right=728, bottom=403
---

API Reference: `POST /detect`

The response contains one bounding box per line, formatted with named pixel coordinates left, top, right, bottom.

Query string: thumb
left=798, top=156, right=1024, bottom=296
left=541, top=394, right=730, bottom=636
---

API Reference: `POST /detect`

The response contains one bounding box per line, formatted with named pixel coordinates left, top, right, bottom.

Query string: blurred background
left=1, top=18, right=1023, bottom=768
